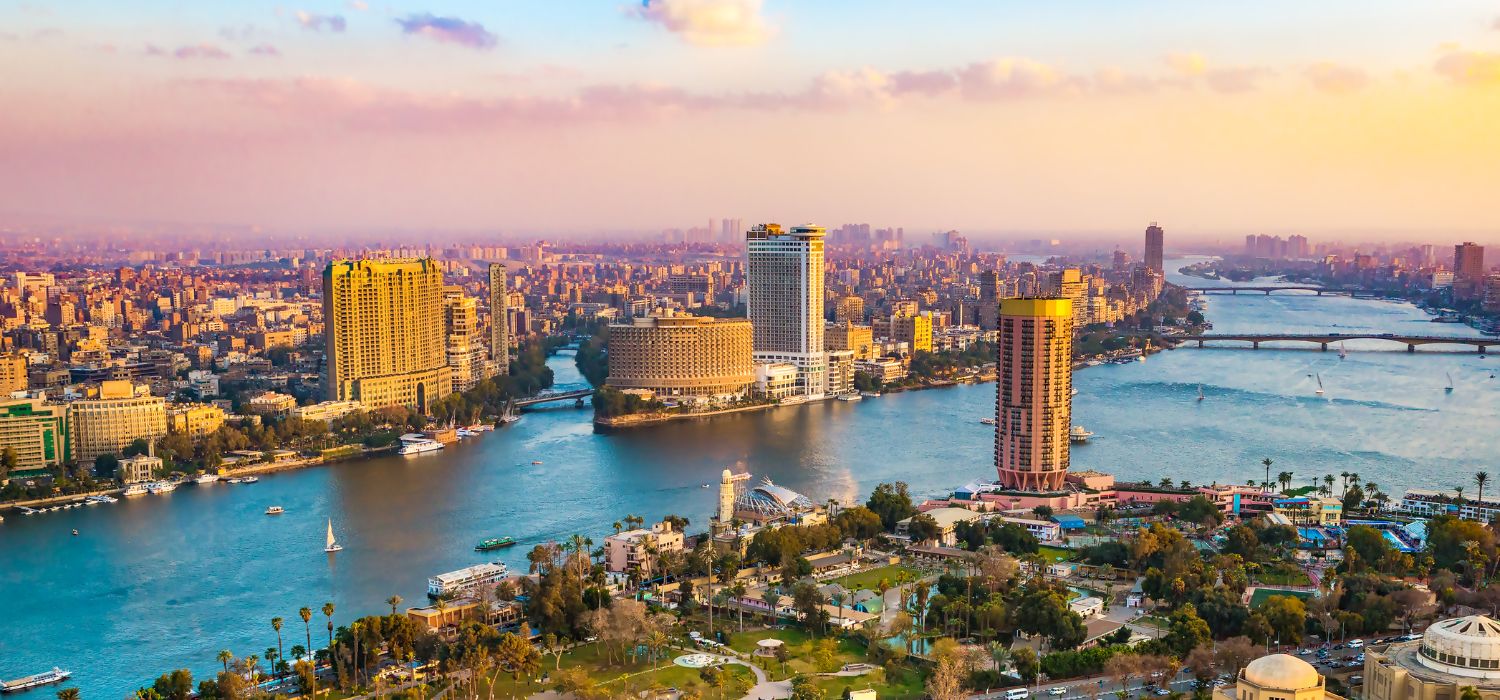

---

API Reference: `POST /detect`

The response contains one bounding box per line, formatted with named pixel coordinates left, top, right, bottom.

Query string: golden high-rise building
left=995, top=298, right=1073, bottom=492
left=606, top=312, right=754, bottom=400
left=0, top=354, right=27, bottom=395
left=443, top=287, right=486, bottom=393
left=323, top=259, right=452, bottom=413
left=890, top=313, right=933, bottom=353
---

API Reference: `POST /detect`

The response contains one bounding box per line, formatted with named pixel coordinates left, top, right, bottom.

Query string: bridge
left=1181, top=286, right=1379, bottom=297
left=1182, top=333, right=1499, bottom=353
left=514, top=388, right=593, bottom=408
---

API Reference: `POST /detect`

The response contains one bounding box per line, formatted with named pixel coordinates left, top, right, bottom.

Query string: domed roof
left=1243, top=654, right=1321, bottom=690
left=1418, top=614, right=1500, bottom=678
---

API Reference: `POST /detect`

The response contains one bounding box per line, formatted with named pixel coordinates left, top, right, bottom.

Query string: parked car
left=1048, top=687, right=1068, bottom=696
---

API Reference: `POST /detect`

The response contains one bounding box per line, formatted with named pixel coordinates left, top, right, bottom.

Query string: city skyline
left=4, top=2, right=1500, bottom=238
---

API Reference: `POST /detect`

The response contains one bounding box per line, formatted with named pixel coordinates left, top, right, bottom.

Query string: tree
left=297, top=607, right=313, bottom=659
left=56, top=689, right=80, bottom=700
left=152, top=670, right=194, bottom=700
left=217, top=650, right=233, bottom=674
left=1258, top=595, right=1307, bottom=646
left=1163, top=604, right=1213, bottom=657
left=270, top=617, right=284, bottom=677
left=926, top=654, right=968, bottom=700
left=866, top=482, right=917, bottom=530
left=1012, top=646, right=1040, bottom=683
left=321, top=602, right=335, bottom=650
left=1478, top=472, right=1492, bottom=509
left=1223, top=526, right=1260, bottom=560
left=1262, top=458, right=1273, bottom=492
left=907, top=513, right=941, bottom=543
left=791, top=676, right=825, bottom=700
left=386, top=594, right=403, bottom=616
left=94, top=453, right=120, bottom=479
left=834, top=506, right=885, bottom=539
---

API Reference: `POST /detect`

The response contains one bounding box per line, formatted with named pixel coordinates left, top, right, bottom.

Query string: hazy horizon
left=4, top=1, right=1500, bottom=240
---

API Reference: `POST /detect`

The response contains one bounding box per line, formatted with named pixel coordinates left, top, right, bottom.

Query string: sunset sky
left=3, top=1, right=1500, bottom=240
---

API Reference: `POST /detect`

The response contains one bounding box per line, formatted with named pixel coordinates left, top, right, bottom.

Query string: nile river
left=2, top=258, right=1498, bottom=696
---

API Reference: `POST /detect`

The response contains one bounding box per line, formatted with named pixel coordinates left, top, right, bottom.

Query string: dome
left=1243, top=654, right=1321, bottom=690
left=1418, top=614, right=1500, bottom=678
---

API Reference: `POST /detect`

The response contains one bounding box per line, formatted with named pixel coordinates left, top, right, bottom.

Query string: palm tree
left=612, top=520, right=622, bottom=534
left=1340, top=471, right=1351, bottom=496
left=1277, top=471, right=1293, bottom=493
left=831, top=592, right=846, bottom=628
left=644, top=630, right=670, bottom=669
left=56, top=688, right=79, bottom=700
left=321, top=602, right=335, bottom=650
left=245, top=654, right=260, bottom=682
left=298, top=607, right=313, bottom=660
left=1323, top=474, right=1335, bottom=494
left=730, top=582, right=749, bottom=631
left=1477, top=472, right=1491, bottom=509
left=1262, top=458, right=1273, bottom=492
left=761, top=586, right=781, bottom=623
left=387, top=594, right=403, bottom=616
left=1455, top=485, right=1466, bottom=505
left=217, top=649, right=233, bottom=674
left=271, top=617, right=284, bottom=676
left=989, top=641, right=1011, bottom=673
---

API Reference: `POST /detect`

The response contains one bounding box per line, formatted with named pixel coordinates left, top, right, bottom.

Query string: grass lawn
left=727, top=628, right=870, bottom=681
left=811, top=666, right=925, bottom=700
left=831, top=565, right=919, bottom=591
left=474, top=644, right=756, bottom=700
left=1256, top=569, right=1313, bottom=586
left=1037, top=545, right=1076, bottom=562
left=1249, top=588, right=1315, bottom=608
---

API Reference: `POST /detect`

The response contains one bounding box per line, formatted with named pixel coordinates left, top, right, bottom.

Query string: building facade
left=995, top=298, right=1074, bottom=492
left=1214, top=654, right=1343, bottom=700
left=443, top=287, right=487, bottom=393
left=0, top=397, right=69, bottom=473
left=746, top=223, right=826, bottom=399
left=1365, top=615, right=1500, bottom=700
left=70, top=381, right=167, bottom=463
left=825, top=322, right=876, bottom=361
left=605, top=312, right=755, bottom=402
left=323, top=259, right=452, bottom=413
left=604, top=521, right=686, bottom=575
left=0, top=354, right=27, bottom=395
left=1144, top=223, right=1165, bottom=273
left=167, top=403, right=225, bottom=437
left=488, top=263, right=509, bottom=376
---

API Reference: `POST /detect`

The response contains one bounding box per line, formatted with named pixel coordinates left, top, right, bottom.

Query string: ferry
left=860, top=391, right=882, bottom=398
left=122, top=483, right=149, bottom=497
left=147, top=481, right=178, bottom=494
left=265, top=506, right=285, bottom=515
left=428, top=562, right=508, bottom=598
left=456, top=428, right=478, bottom=439
left=474, top=536, right=517, bottom=551
left=1, top=667, right=72, bottom=693
left=979, top=417, right=996, bottom=426
left=240, top=476, right=259, bottom=484
left=837, top=393, right=863, bottom=402
left=1069, top=426, right=1094, bottom=444
left=194, top=473, right=220, bottom=485
left=398, top=438, right=444, bottom=455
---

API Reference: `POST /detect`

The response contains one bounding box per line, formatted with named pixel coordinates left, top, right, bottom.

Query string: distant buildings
left=323, top=259, right=452, bottom=412
left=995, top=298, right=1073, bottom=492
left=167, top=403, right=225, bottom=437
left=1144, top=223, right=1164, bottom=273
left=746, top=224, right=827, bottom=399
left=246, top=391, right=297, bottom=417
left=117, top=453, right=162, bottom=484
left=1455, top=242, right=1487, bottom=300
left=605, top=311, right=754, bottom=404
left=70, top=380, right=167, bottom=464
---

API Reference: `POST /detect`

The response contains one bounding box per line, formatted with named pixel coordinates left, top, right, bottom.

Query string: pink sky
left=3, top=1, right=1500, bottom=241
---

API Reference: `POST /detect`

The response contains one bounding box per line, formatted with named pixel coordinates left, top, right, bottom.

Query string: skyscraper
left=746, top=223, right=826, bottom=398
left=978, top=270, right=1000, bottom=330
left=1144, top=223, right=1164, bottom=273
left=1455, top=242, right=1486, bottom=282
left=323, top=259, right=451, bottom=412
left=443, top=287, right=486, bottom=393
left=489, top=263, right=509, bottom=376
left=995, top=298, right=1073, bottom=492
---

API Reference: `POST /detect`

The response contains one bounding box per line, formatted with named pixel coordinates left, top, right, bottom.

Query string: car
left=1350, top=676, right=1364, bottom=685
left=1213, top=680, right=1229, bottom=688
left=1048, top=687, right=1067, bottom=696
left=1297, top=648, right=1314, bottom=656
left=1348, top=639, right=1365, bottom=648
left=1153, top=689, right=1171, bottom=696
left=1345, top=661, right=1362, bottom=668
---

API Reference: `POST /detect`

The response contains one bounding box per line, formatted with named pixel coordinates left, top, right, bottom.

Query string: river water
left=2, top=257, right=1497, bottom=696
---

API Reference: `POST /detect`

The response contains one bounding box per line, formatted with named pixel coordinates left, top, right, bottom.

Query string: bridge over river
left=1181, top=285, right=1384, bottom=297
left=513, top=388, right=592, bottom=407
left=1182, top=333, right=1499, bottom=353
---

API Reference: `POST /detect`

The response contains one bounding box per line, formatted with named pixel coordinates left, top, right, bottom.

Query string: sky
left=3, top=0, right=1500, bottom=242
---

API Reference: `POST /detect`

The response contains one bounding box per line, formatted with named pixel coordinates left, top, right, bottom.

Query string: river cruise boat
left=85, top=495, right=118, bottom=504
left=837, top=393, right=862, bottom=402
left=1069, top=426, right=1094, bottom=444
left=122, top=483, right=149, bottom=497
left=1, top=667, right=72, bottom=693
left=428, top=562, right=508, bottom=598
left=147, top=481, right=178, bottom=494
left=398, top=438, right=443, bottom=455
left=474, top=536, right=517, bottom=551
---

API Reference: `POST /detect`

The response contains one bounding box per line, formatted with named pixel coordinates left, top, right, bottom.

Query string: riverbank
left=594, top=401, right=779, bottom=428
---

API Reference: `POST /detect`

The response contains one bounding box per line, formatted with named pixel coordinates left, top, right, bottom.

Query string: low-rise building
left=117, top=453, right=162, bottom=484
left=246, top=391, right=297, bottom=417
left=290, top=400, right=364, bottom=424
left=168, top=403, right=226, bottom=437
left=604, top=520, right=686, bottom=575
left=1214, top=654, right=1343, bottom=700
left=855, top=358, right=906, bottom=385
left=1272, top=496, right=1343, bottom=526
left=754, top=362, right=798, bottom=400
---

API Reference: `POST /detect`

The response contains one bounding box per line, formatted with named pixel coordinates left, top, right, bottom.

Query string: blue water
left=2, top=257, right=1498, bottom=696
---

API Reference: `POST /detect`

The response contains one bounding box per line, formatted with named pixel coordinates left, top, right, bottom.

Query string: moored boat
left=122, top=483, right=149, bottom=497
left=474, top=536, right=517, bottom=551
left=837, top=393, right=863, bottom=402
left=1, top=667, right=71, bottom=693
left=397, top=437, right=444, bottom=455
left=428, top=562, right=508, bottom=598
left=194, top=473, right=220, bottom=484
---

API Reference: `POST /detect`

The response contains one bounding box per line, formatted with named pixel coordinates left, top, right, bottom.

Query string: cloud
left=395, top=13, right=498, bottom=50
left=296, top=11, right=347, bottom=32
left=888, top=69, right=959, bottom=97
left=174, top=43, right=231, bottom=60
left=1434, top=46, right=1500, bottom=86
left=631, top=0, right=773, bottom=47
left=1163, top=52, right=1270, bottom=93
left=249, top=43, right=281, bottom=57
left=1303, top=62, right=1368, bottom=94
left=1165, top=52, right=1209, bottom=77
left=348, top=0, right=368, bottom=9
left=955, top=59, right=1074, bottom=99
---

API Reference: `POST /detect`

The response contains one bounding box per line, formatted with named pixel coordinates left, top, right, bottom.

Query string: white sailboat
left=1338, top=342, right=1347, bottom=360
left=1196, top=385, right=1205, bottom=402
left=1446, top=372, right=1455, bottom=394
left=1315, top=373, right=1324, bottom=395
left=324, top=518, right=344, bottom=553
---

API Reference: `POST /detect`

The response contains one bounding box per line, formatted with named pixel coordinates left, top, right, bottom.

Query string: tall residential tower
left=323, top=259, right=451, bottom=412
left=746, top=223, right=826, bottom=398
left=1144, top=223, right=1164, bottom=273
left=995, top=298, right=1074, bottom=492
left=489, top=263, right=510, bottom=376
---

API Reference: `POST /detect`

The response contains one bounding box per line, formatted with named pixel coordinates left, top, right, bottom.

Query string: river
left=1, top=257, right=1496, bottom=696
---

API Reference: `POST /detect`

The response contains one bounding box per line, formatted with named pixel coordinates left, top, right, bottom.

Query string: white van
left=1005, top=689, right=1032, bottom=700
left=1348, top=639, right=1365, bottom=649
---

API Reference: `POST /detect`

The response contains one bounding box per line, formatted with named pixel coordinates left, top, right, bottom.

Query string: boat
left=474, top=536, right=517, bottom=551
left=0, top=667, right=72, bottom=693
left=71, top=528, right=78, bottom=536
left=194, top=473, right=220, bottom=484
left=1069, top=426, right=1093, bottom=444
left=428, top=562, right=508, bottom=598
left=499, top=400, right=520, bottom=424
left=1197, top=385, right=1205, bottom=402
left=85, top=495, right=118, bottom=504
left=1338, top=342, right=1347, bottom=360
left=531, top=460, right=543, bottom=465
left=226, top=477, right=243, bottom=484
left=837, top=393, right=863, bottom=402
left=1446, top=372, right=1455, bottom=394
left=241, top=476, right=259, bottom=484
left=265, top=506, right=285, bottom=515
left=122, top=483, right=148, bottom=497
left=324, top=518, right=343, bottom=552
left=1071, top=387, right=1079, bottom=396
left=397, top=438, right=444, bottom=455
left=147, top=481, right=178, bottom=494
left=1315, top=374, right=1324, bottom=395
left=979, top=417, right=996, bottom=425
left=779, top=395, right=808, bottom=405
left=456, top=428, right=478, bottom=438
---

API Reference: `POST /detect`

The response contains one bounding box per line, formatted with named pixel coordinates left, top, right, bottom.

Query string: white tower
left=746, top=223, right=826, bottom=398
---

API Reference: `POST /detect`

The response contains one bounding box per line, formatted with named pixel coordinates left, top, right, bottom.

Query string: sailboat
left=499, top=399, right=520, bottom=425
left=1338, top=342, right=1347, bottom=360
left=1315, top=374, right=1325, bottom=395
left=324, top=518, right=344, bottom=553
left=1446, top=372, right=1455, bottom=394
left=1196, top=385, right=1205, bottom=402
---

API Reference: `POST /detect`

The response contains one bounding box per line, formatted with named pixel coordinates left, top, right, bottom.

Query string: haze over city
left=3, top=0, right=1500, bottom=241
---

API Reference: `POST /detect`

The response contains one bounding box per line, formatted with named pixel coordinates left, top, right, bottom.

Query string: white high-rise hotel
left=746, top=223, right=827, bottom=399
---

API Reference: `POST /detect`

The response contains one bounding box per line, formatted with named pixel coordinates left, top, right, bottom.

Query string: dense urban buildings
left=994, top=297, right=1074, bottom=491
left=745, top=223, right=827, bottom=399
left=323, top=259, right=452, bottom=412
left=604, top=312, right=754, bottom=403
